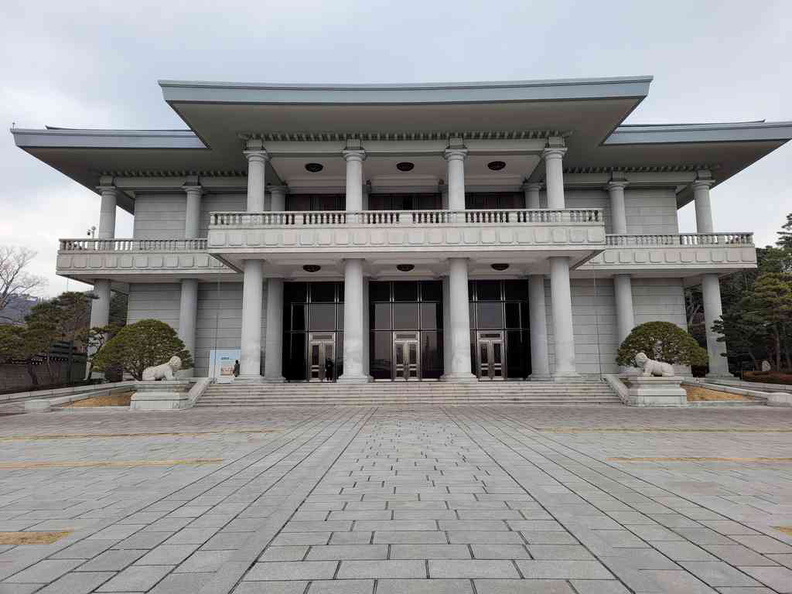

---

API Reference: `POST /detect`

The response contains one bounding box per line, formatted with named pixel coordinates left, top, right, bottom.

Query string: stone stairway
left=195, top=380, right=621, bottom=407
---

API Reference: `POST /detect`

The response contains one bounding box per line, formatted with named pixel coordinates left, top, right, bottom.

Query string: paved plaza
left=0, top=405, right=790, bottom=593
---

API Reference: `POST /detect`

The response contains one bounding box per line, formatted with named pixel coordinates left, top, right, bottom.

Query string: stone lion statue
left=634, top=352, right=675, bottom=377
left=142, top=356, right=182, bottom=381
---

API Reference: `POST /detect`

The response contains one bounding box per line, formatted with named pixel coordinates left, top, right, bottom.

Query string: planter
left=627, top=376, right=687, bottom=407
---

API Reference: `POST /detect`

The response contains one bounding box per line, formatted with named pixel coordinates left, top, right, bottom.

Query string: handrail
left=605, top=233, right=754, bottom=246
left=209, top=208, right=603, bottom=227
left=59, top=239, right=208, bottom=252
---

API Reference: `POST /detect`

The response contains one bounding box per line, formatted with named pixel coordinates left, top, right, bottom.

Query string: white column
left=343, top=149, right=366, bottom=212
left=270, top=186, right=287, bottom=211
left=87, top=279, right=111, bottom=377
left=238, top=260, right=264, bottom=382
left=693, top=179, right=714, bottom=234
left=89, top=279, right=111, bottom=330
left=183, top=185, right=203, bottom=239
left=528, top=275, right=550, bottom=380
left=178, top=279, right=198, bottom=376
left=613, top=274, right=635, bottom=345
left=244, top=145, right=268, bottom=212
left=363, top=277, right=371, bottom=378
left=549, top=257, right=578, bottom=378
left=97, top=186, right=117, bottom=240
left=606, top=180, right=629, bottom=235
left=338, top=259, right=368, bottom=383
left=444, top=148, right=468, bottom=211
left=263, top=278, right=285, bottom=382
left=543, top=147, right=567, bottom=210
left=524, top=183, right=542, bottom=209
left=702, top=273, right=730, bottom=377
left=445, top=258, right=476, bottom=382
left=441, top=276, right=451, bottom=378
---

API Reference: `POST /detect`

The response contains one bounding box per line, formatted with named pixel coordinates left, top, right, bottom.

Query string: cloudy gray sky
left=1, top=0, right=790, bottom=297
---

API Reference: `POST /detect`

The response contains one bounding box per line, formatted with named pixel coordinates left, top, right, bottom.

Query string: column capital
left=692, top=178, right=714, bottom=190
left=342, top=148, right=366, bottom=162
left=268, top=185, right=288, bottom=194
left=522, top=181, right=544, bottom=191
left=605, top=180, right=629, bottom=191
left=443, top=148, right=468, bottom=162
left=542, top=147, right=567, bottom=160
left=182, top=184, right=204, bottom=195
left=96, top=185, right=118, bottom=195
left=244, top=149, right=270, bottom=164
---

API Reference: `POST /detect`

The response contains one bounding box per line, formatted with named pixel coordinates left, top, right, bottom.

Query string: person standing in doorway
left=324, top=357, right=334, bottom=382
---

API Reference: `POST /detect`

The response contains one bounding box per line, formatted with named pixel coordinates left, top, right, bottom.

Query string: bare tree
left=0, top=246, right=48, bottom=323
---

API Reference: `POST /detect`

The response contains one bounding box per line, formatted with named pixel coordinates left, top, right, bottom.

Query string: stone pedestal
left=130, top=381, right=192, bottom=410
left=627, top=376, right=687, bottom=407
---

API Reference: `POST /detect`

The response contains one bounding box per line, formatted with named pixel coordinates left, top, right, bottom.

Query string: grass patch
left=684, top=386, right=750, bottom=402
left=66, top=391, right=133, bottom=407
left=0, top=531, right=71, bottom=545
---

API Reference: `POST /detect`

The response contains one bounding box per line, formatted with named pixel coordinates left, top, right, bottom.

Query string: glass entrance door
left=393, top=332, right=420, bottom=380
left=308, top=333, right=336, bottom=382
left=477, top=331, right=505, bottom=380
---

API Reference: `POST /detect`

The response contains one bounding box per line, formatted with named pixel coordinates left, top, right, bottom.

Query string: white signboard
left=209, top=349, right=241, bottom=383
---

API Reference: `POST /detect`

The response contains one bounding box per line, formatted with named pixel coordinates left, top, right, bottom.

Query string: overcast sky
left=1, top=0, right=790, bottom=297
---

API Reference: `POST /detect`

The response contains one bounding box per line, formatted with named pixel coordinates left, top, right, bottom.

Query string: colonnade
left=88, top=142, right=731, bottom=380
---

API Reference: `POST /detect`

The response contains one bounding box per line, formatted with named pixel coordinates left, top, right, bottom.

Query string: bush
left=616, top=321, right=708, bottom=368
left=93, top=319, right=192, bottom=380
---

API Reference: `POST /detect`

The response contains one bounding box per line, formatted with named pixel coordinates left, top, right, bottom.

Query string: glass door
left=393, top=332, right=420, bottom=380
left=308, top=333, right=336, bottom=381
left=477, top=331, right=505, bottom=380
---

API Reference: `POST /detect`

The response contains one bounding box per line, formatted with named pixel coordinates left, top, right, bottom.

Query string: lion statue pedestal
left=627, top=352, right=687, bottom=407
left=131, top=358, right=192, bottom=410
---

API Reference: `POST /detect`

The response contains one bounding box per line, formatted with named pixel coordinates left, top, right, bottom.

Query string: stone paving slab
left=0, top=405, right=789, bottom=592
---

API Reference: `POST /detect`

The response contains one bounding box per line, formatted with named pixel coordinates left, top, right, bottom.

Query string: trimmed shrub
left=93, top=319, right=192, bottom=381
left=616, top=321, right=708, bottom=368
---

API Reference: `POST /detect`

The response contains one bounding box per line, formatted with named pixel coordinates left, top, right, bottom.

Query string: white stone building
left=12, top=77, right=792, bottom=383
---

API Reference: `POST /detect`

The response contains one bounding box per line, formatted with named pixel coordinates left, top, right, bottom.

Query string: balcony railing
left=209, top=208, right=603, bottom=227
left=59, top=239, right=208, bottom=252
left=605, top=233, right=754, bottom=247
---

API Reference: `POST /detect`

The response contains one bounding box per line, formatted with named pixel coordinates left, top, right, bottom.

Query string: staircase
left=195, top=381, right=621, bottom=407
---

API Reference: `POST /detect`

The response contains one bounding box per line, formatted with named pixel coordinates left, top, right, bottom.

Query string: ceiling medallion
left=303, top=264, right=321, bottom=273
left=396, top=264, right=415, bottom=272
left=487, top=161, right=506, bottom=171
left=491, top=263, right=510, bottom=271
left=396, top=162, right=415, bottom=172
left=305, top=163, right=324, bottom=173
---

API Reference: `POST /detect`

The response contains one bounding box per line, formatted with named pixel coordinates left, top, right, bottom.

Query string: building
left=12, top=77, right=792, bottom=383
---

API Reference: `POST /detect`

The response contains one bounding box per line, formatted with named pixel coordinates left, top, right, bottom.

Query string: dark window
left=393, top=303, right=419, bottom=330
left=284, top=282, right=307, bottom=303
left=393, top=282, right=418, bottom=302
left=504, top=280, right=526, bottom=301
left=477, top=303, right=503, bottom=329
left=291, top=305, right=306, bottom=332
left=372, top=331, right=392, bottom=380
left=421, top=332, right=443, bottom=379
left=421, top=281, right=442, bottom=302
left=420, top=303, right=439, bottom=330
left=373, top=303, right=391, bottom=330
left=370, top=282, right=390, bottom=302
left=310, top=283, right=335, bottom=303
left=309, top=304, right=336, bottom=331
left=477, top=280, right=501, bottom=301
left=505, top=302, right=521, bottom=329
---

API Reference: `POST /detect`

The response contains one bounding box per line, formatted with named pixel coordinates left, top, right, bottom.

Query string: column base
left=441, top=372, right=478, bottom=383
left=705, top=372, right=734, bottom=380
left=552, top=372, right=580, bottom=382
left=262, top=376, right=286, bottom=383
left=337, top=375, right=370, bottom=384
left=529, top=374, right=552, bottom=382
left=235, top=374, right=265, bottom=384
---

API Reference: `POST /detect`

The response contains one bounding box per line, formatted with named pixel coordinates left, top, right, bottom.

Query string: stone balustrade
left=605, top=233, right=753, bottom=247
left=209, top=208, right=603, bottom=228
left=582, top=232, right=757, bottom=274
left=59, top=238, right=208, bottom=252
